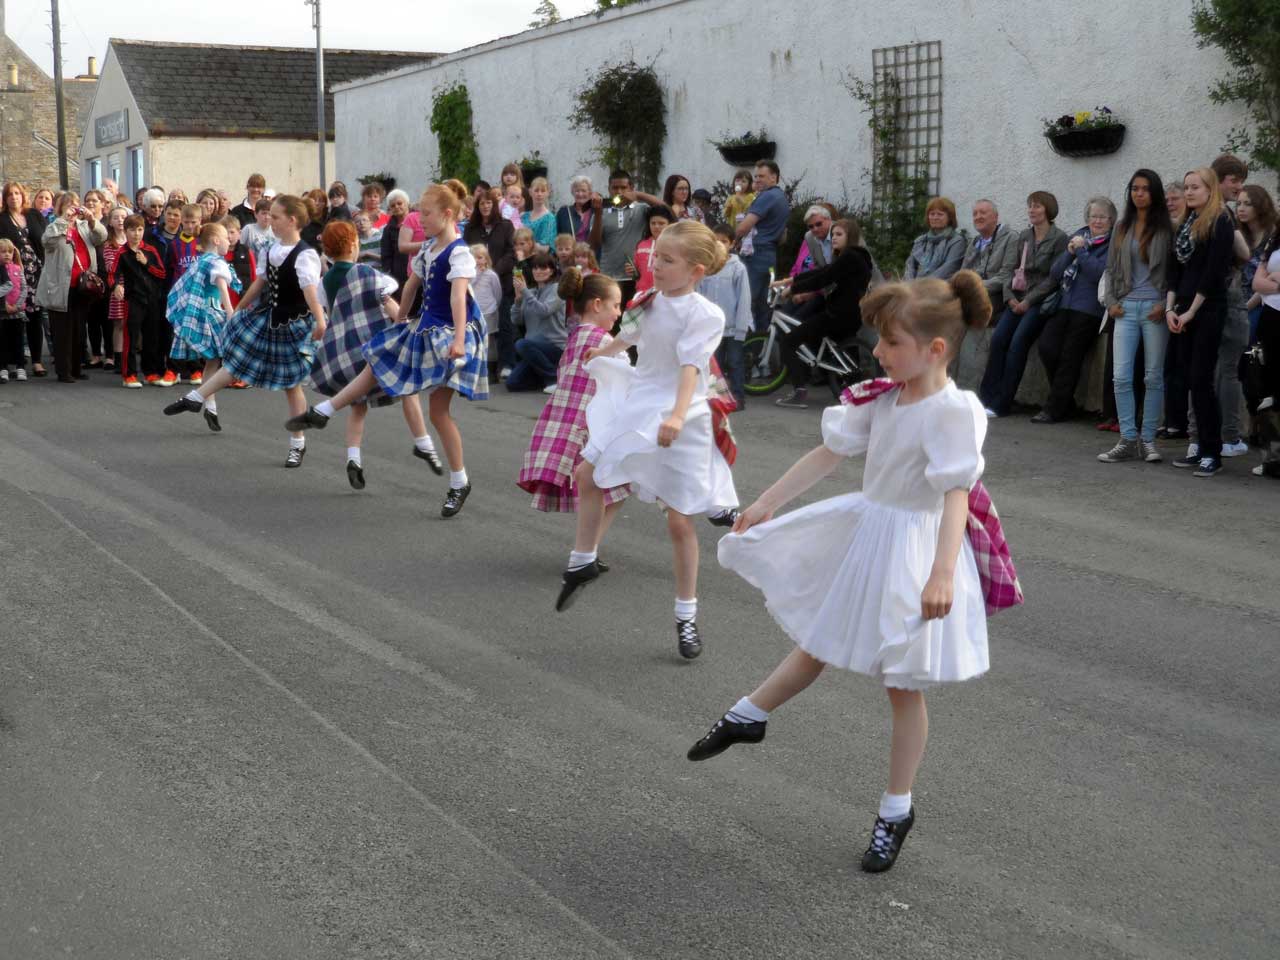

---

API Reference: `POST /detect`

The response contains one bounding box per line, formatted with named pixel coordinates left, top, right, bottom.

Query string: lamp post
left=304, top=0, right=326, bottom=187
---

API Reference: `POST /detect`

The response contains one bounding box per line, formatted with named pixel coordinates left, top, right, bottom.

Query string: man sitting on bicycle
left=772, top=217, right=874, bottom=409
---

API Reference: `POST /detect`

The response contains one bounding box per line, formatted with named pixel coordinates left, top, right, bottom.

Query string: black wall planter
left=717, top=141, right=776, bottom=165
left=520, top=164, right=549, bottom=180
left=1046, top=124, right=1126, bottom=158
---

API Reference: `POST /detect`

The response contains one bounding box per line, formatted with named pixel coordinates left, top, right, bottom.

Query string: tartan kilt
left=518, top=391, right=629, bottom=513
left=168, top=294, right=226, bottom=362
left=221, top=304, right=316, bottom=390
left=364, top=312, right=489, bottom=400
left=310, top=306, right=388, bottom=401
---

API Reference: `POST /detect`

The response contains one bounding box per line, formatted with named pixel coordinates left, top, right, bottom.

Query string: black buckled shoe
left=555, top=561, right=600, bottom=611
left=285, top=406, right=329, bottom=431
left=163, top=396, right=203, bottom=416
left=706, top=509, right=739, bottom=528
left=676, top=619, right=702, bottom=659
left=441, top=482, right=471, bottom=518
left=413, top=446, right=444, bottom=475
left=346, top=459, right=366, bottom=490
left=285, top=446, right=306, bottom=468
left=686, top=714, right=766, bottom=761
left=860, top=807, right=915, bottom=873
left=203, top=408, right=221, bottom=432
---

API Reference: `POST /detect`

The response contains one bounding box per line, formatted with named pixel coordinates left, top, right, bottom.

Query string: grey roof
left=109, top=39, right=437, bottom=139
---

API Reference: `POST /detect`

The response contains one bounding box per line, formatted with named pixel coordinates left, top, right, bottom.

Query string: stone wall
left=1, top=34, right=95, bottom=193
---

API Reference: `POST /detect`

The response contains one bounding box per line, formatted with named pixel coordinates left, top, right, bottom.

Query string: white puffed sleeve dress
left=583, top=291, right=739, bottom=516
left=718, top=382, right=990, bottom=689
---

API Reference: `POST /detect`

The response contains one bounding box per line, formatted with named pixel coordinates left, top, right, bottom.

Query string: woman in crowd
left=1158, top=177, right=1190, bottom=439
left=523, top=177, right=558, bottom=252
left=359, top=182, right=390, bottom=230
left=35, top=191, right=106, bottom=383
left=555, top=176, right=599, bottom=254
left=301, top=190, right=327, bottom=251
left=82, top=189, right=113, bottom=369
left=380, top=189, right=412, bottom=292
left=1031, top=197, right=1116, bottom=424
left=1097, top=170, right=1172, bottom=463
left=0, top=181, right=48, bottom=376
left=1252, top=232, right=1280, bottom=464
left=979, top=191, right=1069, bottom=417
left=1238, top=184, right=1276, bottom=342
left=196, top=188, right=220, bottom=224
left=663, top=174, right=703, bottom=223
left=903, top=197, right=966, bottom=281
left=1167, top=167, right=1236, bottom=477
left=462, top=187, right=517, bottom=373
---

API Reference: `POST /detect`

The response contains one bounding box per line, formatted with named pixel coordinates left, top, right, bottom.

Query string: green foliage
left=569, top=59, right=667, bottom=190
left=596, top=0, right=642, bottom=9
left=529, top=0, right=561, bottom=28
left=1191, top=0, right=1280, bottom=176
left=842, top=71, right=932, bottom=278
left=709, top=129, right=771, bottom=149
left=429, top=83, right=481, bottom=187
left=356, top=172, right=396, bottom=192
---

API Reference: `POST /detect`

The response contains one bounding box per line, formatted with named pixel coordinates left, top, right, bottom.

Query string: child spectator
left=354, top=212, right=383, bottom=264
left=470, top=243, right=503, bottom=357
left=699, top=222, right=753, bottom=408
left=573, top=242, right=600, bottom=274
left=630, top=204, right=675, bottom=296
left=523, top=177, right=558, bottom=252
left=503, top=184, right=528, bottom=231
left=555, top=233, right=576, bottom=274
left=241, top=197, right=276, bottom=265
left=721, top=170, right=756, bottom=233
left=113, top=213, right=167, bottom=387
left=221, top=215, right=255, bottom=309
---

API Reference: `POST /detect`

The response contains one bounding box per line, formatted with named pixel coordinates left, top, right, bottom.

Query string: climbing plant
left=430, top=82, right=481, bottom=186
left=569, top=59, right=666, bottom=189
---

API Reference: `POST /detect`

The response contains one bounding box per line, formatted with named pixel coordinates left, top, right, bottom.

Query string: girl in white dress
left=687, top=271, right=995, bottom=873
left=555, top=221, right=739, bottom=660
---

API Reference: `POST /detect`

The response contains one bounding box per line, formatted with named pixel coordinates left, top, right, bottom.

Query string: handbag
left=1010, top=241, right=1029, bottom=293
left=71, top=229, right=105, bottom=300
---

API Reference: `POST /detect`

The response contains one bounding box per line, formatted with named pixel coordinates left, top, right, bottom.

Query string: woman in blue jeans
left=1098, top=170, right=1173, bottom=463
left=979, top=191, right=1068, bottom=417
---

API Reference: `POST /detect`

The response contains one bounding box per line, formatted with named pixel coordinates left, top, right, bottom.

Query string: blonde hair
left=1184, top=166, right=1226, bottom=244
left=198, top=222, right=227, bottom=251
left=469, top=243, right=492, bottom=268
left=0, top=238, right=17, bottom=259
left=863, top=270, right=992, bottom=358
left=530, top=176, right=550, bottom=196
left=656, top=220, right=727, bottom=276
left=513, top=226, right=535, bottom=248
left=573, top=242, right=600, bottom=272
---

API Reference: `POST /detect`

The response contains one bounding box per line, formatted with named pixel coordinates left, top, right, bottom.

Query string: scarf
left=1060, top=230, right=1109, bottom=291
left=914, top=228, right=956, bottom=275
left=571, top=204, right=594, bottom=243
left=1175, top=211, right=1198, bottom=264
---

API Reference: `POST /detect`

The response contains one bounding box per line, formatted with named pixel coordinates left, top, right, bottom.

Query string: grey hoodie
left=514, top=282, right=566, bottom=347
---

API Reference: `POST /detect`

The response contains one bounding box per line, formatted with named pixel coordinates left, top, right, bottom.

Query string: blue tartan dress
left=168, top=253, right=230, bottom=361
left=221, top=243, right=318, bottom=390
left=362, top=237, right=489, bottom=399
left=311, top=263, right=398, bottom=402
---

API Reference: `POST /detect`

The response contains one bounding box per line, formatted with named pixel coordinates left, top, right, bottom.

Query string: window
left=869, top=41, right=943, bottom=202
left=129, top=147, right=144, bottom=196
left=108, top=153, right=121, bottom=188
left=86, top=158, right=101, bottom=189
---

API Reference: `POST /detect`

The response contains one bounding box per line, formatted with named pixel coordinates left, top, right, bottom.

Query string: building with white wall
left=335, top=0, right=1248, bottom=236
left=79, top=40, right=437, bottom=201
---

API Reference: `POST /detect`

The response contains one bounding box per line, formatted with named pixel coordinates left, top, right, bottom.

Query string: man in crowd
left=735, top=160, right=791, bottom=332
left=960, top=199, right=1018, bottom=316
left=231, top=174, right=267, bottom=227
left=590, top=169, right=650, bottom=307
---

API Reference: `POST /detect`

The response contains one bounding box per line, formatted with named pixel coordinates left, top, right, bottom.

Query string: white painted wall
left=336, top=0, right=1248, bottom=238
left=150, top=139, right=336, bottom=199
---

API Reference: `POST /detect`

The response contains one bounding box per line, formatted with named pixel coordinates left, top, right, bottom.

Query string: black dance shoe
left=413, top=446, right=444, bottom=475
left=706, top=509, right=739, bottom=528
left=676, top=619, right=702, bottom=659
left=285, top=406, right=329, bottom=431
left=164, top=396, right=203, bottom=416
left=285, top=447, right=306, bottom=468
left=860, top=807, right=916, bottom=873
left=441, top=482, right=471, bottom=518
left=203, top=408, right=221, bottom=432
left=346, top=459, right=366, bottom=490
left=555, top=561, right=600, bottom=611
left=686, top=714, right=766, bottom=761
left=1029, top=410, right=1057, bottom=424
left=597, top=558, right=611, bottom=574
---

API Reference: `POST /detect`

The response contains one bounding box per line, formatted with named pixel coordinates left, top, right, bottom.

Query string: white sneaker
left=984, top=406, right=998, bottom=419
left=14, top=368, right=26, bottom=381
left=542, top=383, right=557, bottom=394
left=1186, top=442, right=1200, bottom=459
left=1253, top=464, right=1265, bottom=476
left=1258, top=396, right=1274, bottom=412
left=1221, top=440, right=1249, bottom=457
left=499, top=366, right=512, bottom=381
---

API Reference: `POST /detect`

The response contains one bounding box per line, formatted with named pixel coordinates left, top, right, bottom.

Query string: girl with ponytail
left=687, top=270, right=1023, bottom=876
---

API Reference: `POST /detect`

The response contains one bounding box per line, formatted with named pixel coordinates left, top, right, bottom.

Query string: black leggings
left=86, top=295, right=113, bottom=359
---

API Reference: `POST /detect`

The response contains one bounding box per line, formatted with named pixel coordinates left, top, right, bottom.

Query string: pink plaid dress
left=517, top=323, right=630, bottom=512
left=719, top=378, right=1006, bottom=690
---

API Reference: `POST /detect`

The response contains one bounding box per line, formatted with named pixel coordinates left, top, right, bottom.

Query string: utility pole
left=50, top=0, right=70, bottom=189
left=306, top=0, right=326, bottom=187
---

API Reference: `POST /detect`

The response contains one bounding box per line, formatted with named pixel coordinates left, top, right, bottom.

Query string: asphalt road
left=1, top=373, right=1277, bottom=960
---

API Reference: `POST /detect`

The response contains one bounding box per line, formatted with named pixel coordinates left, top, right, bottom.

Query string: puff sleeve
left=922, top=391, right=987, bottom=493
left=820, top=400, right=875, bottom=457
left=294, top=248, right=322, bottom=289
left=447, top=244, right=477, bottom=281
left=675, top=297, right=725, bottom=368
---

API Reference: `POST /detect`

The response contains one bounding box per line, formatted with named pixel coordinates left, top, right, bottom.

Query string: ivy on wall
left=430, top=82, right=481, bottom=186
left=569, top=59, right=666, bottom=190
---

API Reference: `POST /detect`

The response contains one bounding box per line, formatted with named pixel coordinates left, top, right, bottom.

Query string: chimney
left=87, top=55, right=97, bottom=77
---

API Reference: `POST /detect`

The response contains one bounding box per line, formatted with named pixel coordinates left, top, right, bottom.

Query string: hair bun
left=949, top=269, right=993, bottom=330
left=557, top=266, right=585, bottom=302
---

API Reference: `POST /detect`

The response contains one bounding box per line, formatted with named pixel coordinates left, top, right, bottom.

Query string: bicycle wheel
left=743, top=333, right=788, bottom=395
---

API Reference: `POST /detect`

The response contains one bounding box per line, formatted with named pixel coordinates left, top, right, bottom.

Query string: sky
left=9, top=0, right=600, bottom=78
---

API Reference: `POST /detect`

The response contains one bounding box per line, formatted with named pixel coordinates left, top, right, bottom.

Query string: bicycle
left=741, top=284, right=879, bottom=399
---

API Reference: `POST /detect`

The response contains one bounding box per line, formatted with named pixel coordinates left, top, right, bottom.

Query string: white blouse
left=255, top=242, right=322, bottom=289
left=410, top=239, right=477, bottom=283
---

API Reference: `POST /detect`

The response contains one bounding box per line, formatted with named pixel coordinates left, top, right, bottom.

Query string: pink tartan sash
left=840, top=379, right=1024, bottom=615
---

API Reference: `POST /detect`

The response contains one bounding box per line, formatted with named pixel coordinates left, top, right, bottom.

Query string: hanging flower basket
left=1046, top=124, right=1126, bottom=158
left=717, top=141, right=776, bottom=165
left=520, top=163, right=549, bottom=180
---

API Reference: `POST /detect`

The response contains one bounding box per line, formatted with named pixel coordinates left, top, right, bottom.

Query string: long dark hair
left=1115, top=169, right=1172, bottom=261
left=662, top=174, right=691, bottom=208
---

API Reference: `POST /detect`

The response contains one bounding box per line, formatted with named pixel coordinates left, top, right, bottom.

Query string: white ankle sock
left=315, top=399, right=335, bottom=417
left=289, top=435, right=305, bottom=451
left=184, top=389, right=202, bottom=403
left=727, top=695, right=769, bottom=724
left=449, top=469, right=468, bottom=490
left=414, top=434, right=436, bottom=453
left=204, top=396, right=217, bottom=414
left=879, top=791, right=912, bottom=822
left=674, top=597, right=697, bottom=622
left=347, top=446, right=362, bottom=466
left=568, top=549, right=596, bottom=571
